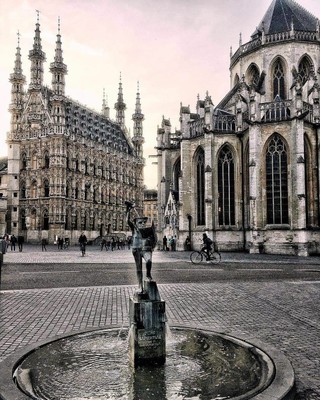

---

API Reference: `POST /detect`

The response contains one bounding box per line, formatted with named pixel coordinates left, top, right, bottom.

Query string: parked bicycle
left=190, top=248, right=221, bottom=264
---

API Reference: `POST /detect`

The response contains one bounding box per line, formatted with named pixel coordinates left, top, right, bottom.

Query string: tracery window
left=266, top=134, right=289, bottom=224
left=218, top=145, right=235, bottom=226
left=20, top=209, right=27, bottom=230
left=273, top=59, right=286, bottom=99
left=21, top=153, right=27, bottom=170
left=31, top=181, right=37, bottom=198
left=31, top=152, right=37, bottom=169
left=44, top=180, right=49, bottom=197
left=298, top=57, right=312, bottom=86
left=247, top=64, right=260, bottom=87
left=44, top=152, right=49, bottom=168
left=195, top=148, right=205, bottom=225
left=65, top=209, right=71, bottom=230
left=173, top=158, right=181, bottom=198
left=42, top=210, right=49, bottom=230
left=21, top=182, right=26, bottom=199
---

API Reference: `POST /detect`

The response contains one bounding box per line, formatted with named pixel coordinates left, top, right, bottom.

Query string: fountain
left=0, top=204, right=296, bottom=399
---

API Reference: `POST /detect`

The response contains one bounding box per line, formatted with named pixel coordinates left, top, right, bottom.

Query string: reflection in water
left=15, top=328, right=264, bottom=400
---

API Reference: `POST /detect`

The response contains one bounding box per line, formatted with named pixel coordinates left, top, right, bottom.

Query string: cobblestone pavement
left=0, top=247, right=320, bottom=399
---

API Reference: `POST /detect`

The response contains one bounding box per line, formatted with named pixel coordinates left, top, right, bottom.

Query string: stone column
left=128, top=280, right=166, bottom=367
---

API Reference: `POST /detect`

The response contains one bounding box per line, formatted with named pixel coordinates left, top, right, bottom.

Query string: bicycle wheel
left=190, top=251, right=203, bottom=264
left=210, top=252, right=221, bottom=263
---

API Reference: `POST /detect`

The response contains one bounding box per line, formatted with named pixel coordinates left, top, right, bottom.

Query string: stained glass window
left=218, top=146, right=235, bottom=226
left=266, top=135, right=289, bottom=224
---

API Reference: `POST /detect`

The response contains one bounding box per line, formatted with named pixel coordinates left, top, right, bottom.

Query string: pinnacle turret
left=132, top=81, right=144, bottom=159
left=50, top=17, right=68, bottom=95
left=114, top=73, right=126, bottom=129
left=9, top=31, right=26, bottom=134
left=102, top=88, right=110, bottom=118
left=28, top=10, right=46, bottom=89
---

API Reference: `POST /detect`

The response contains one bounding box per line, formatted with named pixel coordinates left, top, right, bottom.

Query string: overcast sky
left=0, top=0, right=319, bottom=189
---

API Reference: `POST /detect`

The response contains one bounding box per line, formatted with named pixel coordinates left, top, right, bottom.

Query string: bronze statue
left=125, top=201, right=157, bottom=292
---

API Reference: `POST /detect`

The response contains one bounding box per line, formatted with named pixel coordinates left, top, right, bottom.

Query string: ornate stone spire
left=9, top=31, right=26, bottom=134
left=132, top=81, right=144, bottom=159
left=29, top=10, right=46, bottom=90
left=114, top=73, right=127, bottom=129
left=50, top=17, right=68, bottom=95
left=102, top=88, right=110, bottom=118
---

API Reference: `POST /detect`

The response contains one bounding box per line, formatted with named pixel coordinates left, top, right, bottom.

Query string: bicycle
left=190, top=248, right=221, bottom=264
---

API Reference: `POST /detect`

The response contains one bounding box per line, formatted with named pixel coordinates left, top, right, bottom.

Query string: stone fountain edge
left=0, top=325, right=295, bottom=400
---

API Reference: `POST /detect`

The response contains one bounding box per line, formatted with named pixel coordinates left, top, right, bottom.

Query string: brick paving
left=0, top=247, right=320, bottom=399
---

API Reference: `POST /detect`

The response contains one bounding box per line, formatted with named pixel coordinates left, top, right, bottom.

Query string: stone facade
left=5, top=17, right=144, bottom=244
left=156, top=0, right=320, bottom=256
left=143, top=189, right=158, bottom=228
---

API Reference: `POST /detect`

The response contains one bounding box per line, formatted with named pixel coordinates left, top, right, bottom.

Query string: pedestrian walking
left=41, top=238, right=47, bottom=252
left=100, top=238, right=106, bottom=251
left=79, top=232, right=87, bottom=256
left=17, top=236, right=23, bottom=252
left=10, top=234, right=17, bottom=251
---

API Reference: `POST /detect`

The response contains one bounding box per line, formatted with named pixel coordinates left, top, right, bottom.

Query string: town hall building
left=5, top=15, right=145, bottom=244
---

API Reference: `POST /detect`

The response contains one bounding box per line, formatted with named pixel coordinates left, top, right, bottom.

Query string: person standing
left=79, top=232, right=87, bottom=256
left=10, top=234, right=17, bottom=251
left=162, top=235, right=168, bottom=251
left=17, top=236, right=23, bottom=252
left=185, top=236, right=191, bottom=251
left=41, top=238, right=47, bottom=252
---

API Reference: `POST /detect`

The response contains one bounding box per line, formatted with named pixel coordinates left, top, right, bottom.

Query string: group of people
left=2, top=234, right=23, bottom=252
left=162, top=235, right=177, bottom=251
left=100, top=237, right=132, bottom=251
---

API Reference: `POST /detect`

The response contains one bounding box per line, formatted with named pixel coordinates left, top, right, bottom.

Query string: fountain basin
left=0, top=326, right=295, bottom=400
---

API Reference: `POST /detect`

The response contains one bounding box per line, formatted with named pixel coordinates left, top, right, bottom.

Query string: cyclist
left=201, top=233, right=213, bottom=260
left=79, top=232, right=87, bottom=256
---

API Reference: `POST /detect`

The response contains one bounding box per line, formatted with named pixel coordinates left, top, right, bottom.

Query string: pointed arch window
left=266, top=134, right=289, bottom=224
left=65, top=209, right=71, bottom=230
left=31, top=181, right=37, bottom=198
left=21, top=153, right=27, bottom=170
left=43, top=210, right=49, bottom=230
left=44, top=152, right=49, bottom=168
left=31, top=152, right=38, bottom=169
left=298, top=57, right=312, bottom=86
left=21, top=182, right=26, bottom=199
left=304, top=135, right=318, bottom=226
left=195, top=148, right=205, bottom=225
left=44, top=180, right=50, bottom=197
left=273, top=59, right=285, bottom=99
left=247, top=64, right=260, bottom=87
left=20, top=209, right=27, bottom=230
left=173, top=158, right=181, bottom=201
left=218, top=145, right=235, bottom=226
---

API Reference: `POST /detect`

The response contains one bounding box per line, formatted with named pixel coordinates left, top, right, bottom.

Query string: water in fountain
left=14, top=327, right=270, bottom=400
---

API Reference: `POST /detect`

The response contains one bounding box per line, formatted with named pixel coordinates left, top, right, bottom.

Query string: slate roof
left=253, top=0, right=318, bottom=36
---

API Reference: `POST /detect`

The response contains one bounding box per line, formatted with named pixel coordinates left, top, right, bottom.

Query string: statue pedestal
left=129, top=280, right=166, bottom=367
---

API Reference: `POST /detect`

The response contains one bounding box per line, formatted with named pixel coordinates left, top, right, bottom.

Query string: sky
left=0, top=0, right=319, bottom=189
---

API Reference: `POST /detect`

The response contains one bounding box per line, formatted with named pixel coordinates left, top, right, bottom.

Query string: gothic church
left=6, top=15, right=145, bottom=244
left=157, top=0, right=320, bottom=256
